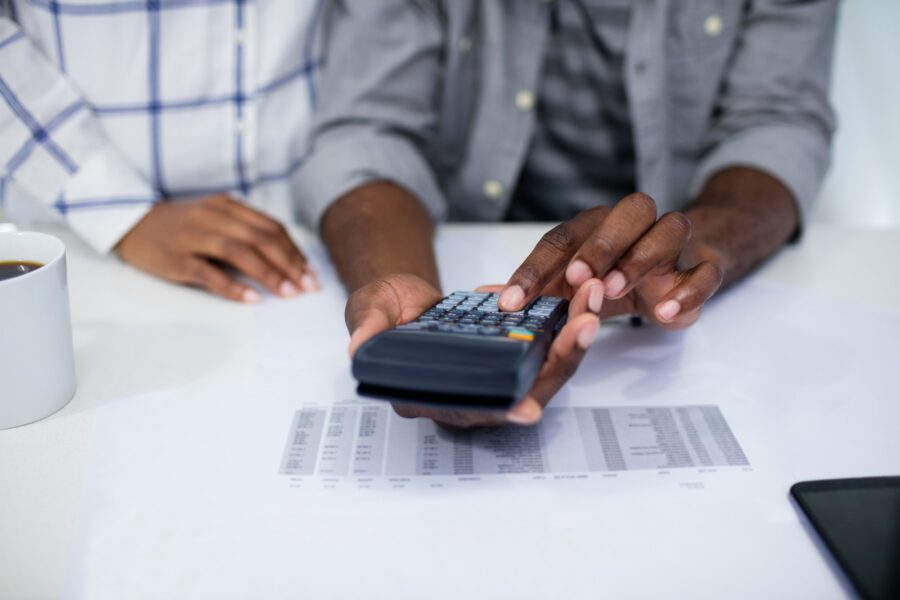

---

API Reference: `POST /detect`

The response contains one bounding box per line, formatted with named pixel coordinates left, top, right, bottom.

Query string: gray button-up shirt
left=296, top=0, right=838, bottom=229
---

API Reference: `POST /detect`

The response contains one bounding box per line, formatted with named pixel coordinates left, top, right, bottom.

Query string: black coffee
left=0, top=261, right=44, bottom=281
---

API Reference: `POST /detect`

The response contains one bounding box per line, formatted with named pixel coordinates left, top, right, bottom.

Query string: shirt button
left=515, top=90, right=535, bottom=112
left=704, top=15, right=723, bottom=37
left=459, top=36, right=472, bottom=53
left=234, top=29, right=247, bottom=45
left=483, top=180, right=504, bottom=200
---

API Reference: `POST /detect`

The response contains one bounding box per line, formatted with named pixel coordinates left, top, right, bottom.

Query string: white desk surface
left=1, top=223, right=898, bottom=600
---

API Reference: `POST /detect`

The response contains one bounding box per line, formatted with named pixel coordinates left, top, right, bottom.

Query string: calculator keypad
left=396, top=292, right=564, bottom=341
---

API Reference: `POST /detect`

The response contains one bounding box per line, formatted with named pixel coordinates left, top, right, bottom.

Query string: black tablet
left=791, top=477, right=900, bottom=600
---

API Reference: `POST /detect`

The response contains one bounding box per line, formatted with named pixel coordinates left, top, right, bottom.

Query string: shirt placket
left=474, top=3, right=549, bottom=220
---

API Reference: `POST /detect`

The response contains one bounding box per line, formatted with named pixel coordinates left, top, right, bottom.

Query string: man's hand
left=345, top=273, right=443, bottom=357
left=346, top=273, right=602, bottom=429
left=115, top=194, right=318, bottom=302
left=498, top=193, right=725, bottom=330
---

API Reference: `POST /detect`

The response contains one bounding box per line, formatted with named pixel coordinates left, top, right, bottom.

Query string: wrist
left=321, top=182, right=440, bottom=293
left=682, top=167, right=798, bottom=287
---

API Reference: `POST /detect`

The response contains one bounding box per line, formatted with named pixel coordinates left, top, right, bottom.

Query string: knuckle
left=661, top=211, right=692, bottom=239
left=703, top=261, right=725, bottom=288
left=264, top=269, right=282, bottom=287
left=589, top=231, right=617, bottom=258
left=623, top=244, right=655, bottom=270
left=268, top=220, right=288, bottom=236
left=190, top=261, right=215, bottom=284
left=556, top=357, right=581, bottom=384
left=263, top=237, right=288, bottom=260
left=539, top=224, right=578, bottom=254
left=625, top=192, right=657, bottom=218
left=515, top=261, right=545, bottom=288
left=249, top=229, right=275, bottom=251
left=585, top=205, right=611, bottom=222
left=219, top=239, right=246, bottom=261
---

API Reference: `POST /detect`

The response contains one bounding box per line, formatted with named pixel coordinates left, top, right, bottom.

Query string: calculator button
left=478, top=326, right=502, bottom=336
left=507, top=328, right=535, bottom=342
left=397, top=322, right=433, bottom=331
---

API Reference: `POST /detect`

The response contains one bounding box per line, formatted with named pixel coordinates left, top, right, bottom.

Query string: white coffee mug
left=0, top=230, right=76, bottom=429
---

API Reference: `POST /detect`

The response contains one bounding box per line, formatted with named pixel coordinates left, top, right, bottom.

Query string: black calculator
left=352, top=291, right=568, bottom=408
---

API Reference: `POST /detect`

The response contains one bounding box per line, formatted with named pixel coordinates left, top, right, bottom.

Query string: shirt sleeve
left=0, top=19, right=159, bottom=254
left=295, top=0, right=448, bottom=230
left=688, top=0, right=839, bottom=227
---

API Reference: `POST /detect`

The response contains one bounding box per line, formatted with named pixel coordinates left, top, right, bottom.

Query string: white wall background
left=815, top=0, right=900, bottom=228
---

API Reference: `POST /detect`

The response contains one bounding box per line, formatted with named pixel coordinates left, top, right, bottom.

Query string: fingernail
left=577, top=318, right=599, bottom=350
left=279, top=280, right=300, bottom=297
left=242, top=288, right=262, bottom=303
left=657, top=299, right=681, bottom=321
left=588, top=284, right=604, bottom=314
left=300, top=274, right=319, bottom=292
left=499, top=285, right=525, bottom=311
left=507, top=400, right=541, bottom=426
left=604, top=269, right=626, bottom=298
left=566, top=260, right=593, bottom=287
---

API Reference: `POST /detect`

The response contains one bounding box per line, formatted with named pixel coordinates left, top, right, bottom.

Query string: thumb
left=348, top=308, right=394, bottom=357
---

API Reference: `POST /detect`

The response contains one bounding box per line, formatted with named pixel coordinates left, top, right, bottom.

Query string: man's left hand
left=498, top=192, right=725, bottom=330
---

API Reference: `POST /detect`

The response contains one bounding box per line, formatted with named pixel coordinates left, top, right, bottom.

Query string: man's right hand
left=115, top=194, right=318, bottom=302
left=345, top=273, right=601, bottom=429
left=345, top=273, right=444, bottom=357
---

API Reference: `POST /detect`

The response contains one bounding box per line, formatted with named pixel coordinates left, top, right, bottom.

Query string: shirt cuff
left=689, top=124, right=832, bottom=231
left=57, top=147, right=160, bottom=254
left=295, top=130, right=447, bottom=230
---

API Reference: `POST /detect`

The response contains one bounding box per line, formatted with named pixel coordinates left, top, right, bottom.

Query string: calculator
left=352, top=291, right=568, bottom=408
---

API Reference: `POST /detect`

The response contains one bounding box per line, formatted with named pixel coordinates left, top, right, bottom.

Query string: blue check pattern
left=0, top=0, right=323, bottom=252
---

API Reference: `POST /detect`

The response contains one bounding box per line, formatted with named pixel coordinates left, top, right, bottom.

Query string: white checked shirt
left=0, top=0, right=322, bottom=253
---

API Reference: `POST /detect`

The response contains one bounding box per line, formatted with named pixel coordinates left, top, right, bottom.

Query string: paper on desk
left=64, top=234, right=900, bottom=599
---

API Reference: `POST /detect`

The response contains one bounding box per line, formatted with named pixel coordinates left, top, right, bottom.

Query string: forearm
left=683, top=167, right=799, bottom=287
left=320, top=182, right=440, bottom=293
